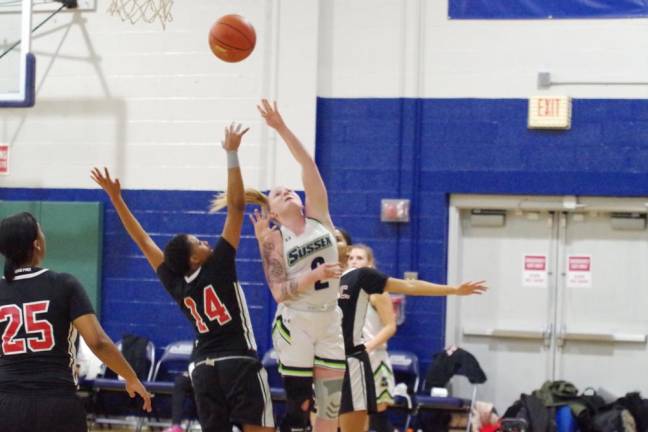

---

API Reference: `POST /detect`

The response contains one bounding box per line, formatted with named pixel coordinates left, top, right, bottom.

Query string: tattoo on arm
left=268, top=258, right=286, bottom=279
left=281, top=280, right=299, bottom=300
left=262, top=240, right=275, bottom=255
left=260, top=239, right=298, bottom=301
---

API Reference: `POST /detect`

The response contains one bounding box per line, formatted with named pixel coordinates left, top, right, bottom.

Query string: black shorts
left=340, top=350, right=377, bottom=415
left=190, top=355, right=274, bottom=431
left=0, top=392, right=86, bottom=432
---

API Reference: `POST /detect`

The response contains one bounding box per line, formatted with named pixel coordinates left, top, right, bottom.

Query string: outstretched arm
left=257, top=99, right=332, bottom=227
left=385, top=278, right=487, bottom=297
left=73, top=314, right=152, bottom=412
left=91, top=167, right=163, bottom=271
left=364, top=293, right=397, bottom=352
left=249, top=208, right=341, bottom=303
left=219, top=123, right=250, bottom=250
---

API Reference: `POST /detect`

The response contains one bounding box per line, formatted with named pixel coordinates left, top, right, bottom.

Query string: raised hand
left=257, top=99, right=286, bottom=130
left=455, top=280, right=488, bottom=296
left=91, top=167, right=121, bottom=201
left=249, top=208, right=277, bottom=243
left=222, top=122, right=250, bottom=152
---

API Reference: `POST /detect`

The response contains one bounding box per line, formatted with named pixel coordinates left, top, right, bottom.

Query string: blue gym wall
left=316, top=97, right=648, bottom=373
left=0, top=187, right=274, bottom=358
left=3, top=98, right=648, bottom=373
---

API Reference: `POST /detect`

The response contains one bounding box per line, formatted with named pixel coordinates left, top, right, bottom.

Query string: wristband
left=227, top=151, right=239, bottom=168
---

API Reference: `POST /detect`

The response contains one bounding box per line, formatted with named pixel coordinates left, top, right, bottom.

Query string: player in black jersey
left=333, top=230, right=488, bottom=432
left=0, top=212, right=151, bottom=432
left=92, top=123, right=274, bottom=432
left=348, top=244, right=398, bottom=432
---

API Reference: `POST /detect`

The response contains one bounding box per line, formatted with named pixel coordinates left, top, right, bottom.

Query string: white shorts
left=271, top=303, right=346, bottom=377
left=368, top=348, right=395, bottom=405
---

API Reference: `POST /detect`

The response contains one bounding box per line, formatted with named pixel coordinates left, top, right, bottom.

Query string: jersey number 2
left=184, top=285, right=232, bottom=334
left=311, top=257, right=330, bottom=291
left=0, top=301, right=55, bottom=355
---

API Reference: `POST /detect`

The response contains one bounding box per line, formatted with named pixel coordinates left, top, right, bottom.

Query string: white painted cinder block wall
left=319, top=0, right=648, bottom=99
left=1, top=0, right=319, bottom=190
left=2, top=0, right=648, bottom=189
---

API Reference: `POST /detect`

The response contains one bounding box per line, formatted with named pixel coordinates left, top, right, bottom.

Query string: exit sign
left=528, top=96, right=572, bottom=129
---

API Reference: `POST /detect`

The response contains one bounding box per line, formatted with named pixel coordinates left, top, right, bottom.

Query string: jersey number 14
left=184, top=285, right=232, bottom=333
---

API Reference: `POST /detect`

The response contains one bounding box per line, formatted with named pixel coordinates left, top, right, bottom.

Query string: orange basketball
left=208, top=14, right=256, bottom=63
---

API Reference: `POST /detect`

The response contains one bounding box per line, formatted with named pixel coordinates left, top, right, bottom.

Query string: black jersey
left=338, top=267, right=389, bottom=355
left=0, top=267, right=95, bottom=396
left=157, top=237, right=257, bottom=361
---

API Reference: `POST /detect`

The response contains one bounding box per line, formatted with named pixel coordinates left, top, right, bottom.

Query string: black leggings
left=280, top=375, right=314, bottom=432
left=171, top=373, right=193, bottom=424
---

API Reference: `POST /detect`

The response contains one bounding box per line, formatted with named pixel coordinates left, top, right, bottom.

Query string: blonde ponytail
left=209, top=188, right=269, bottom=213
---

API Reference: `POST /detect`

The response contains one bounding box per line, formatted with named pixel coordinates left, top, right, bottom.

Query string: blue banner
left=449, top=0, right=648, bottom=19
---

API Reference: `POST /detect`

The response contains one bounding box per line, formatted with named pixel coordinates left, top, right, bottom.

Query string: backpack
left=617, top=393, right=648, bottom=432
left=573, top=388, right=608, bottom=431
left=120, top=333, right=151, bottom=380
left=592, top=406, right=636, bottom=432
left=533, top=380, right=579, bottom=407
left=503, top=394, right=557, bottom=432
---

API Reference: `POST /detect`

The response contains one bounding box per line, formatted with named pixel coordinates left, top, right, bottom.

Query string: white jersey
left=280, top=218, right=339, bottom=308
left=363, top=301, right=387, bottom=350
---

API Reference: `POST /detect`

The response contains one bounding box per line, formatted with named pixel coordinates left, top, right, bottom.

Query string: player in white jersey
left=249, top=99, right=345, bottom=432
left=350, top=244, right=398, bottom=432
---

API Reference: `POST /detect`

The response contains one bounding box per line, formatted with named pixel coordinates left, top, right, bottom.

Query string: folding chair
left=415, top=376, right=475, bottom=432
left=415, top=346, right=486, bottom=432
left=388, top=350, right=420, bottom=430
left=91, top=337, right=156, bottom=431
left=144, top=340, right=196, bottom=430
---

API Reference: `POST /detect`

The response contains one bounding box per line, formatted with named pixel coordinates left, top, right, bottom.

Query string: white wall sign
left=523, top=254, right=548, bottom=288
left=0, top=145, right=8, bottom=175
left=567, top=255, right=592, bottom=288
left=528, top=96, right=572, bottom=129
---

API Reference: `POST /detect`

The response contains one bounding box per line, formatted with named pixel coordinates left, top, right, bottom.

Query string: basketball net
left=107, top=0, right=174, bottom=29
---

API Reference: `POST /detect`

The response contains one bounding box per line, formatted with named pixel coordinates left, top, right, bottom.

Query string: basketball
left=208, top=14, right=256, bottom=63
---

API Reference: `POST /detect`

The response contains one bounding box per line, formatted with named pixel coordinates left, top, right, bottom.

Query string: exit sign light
left=528, top=96, right=572, bottom=130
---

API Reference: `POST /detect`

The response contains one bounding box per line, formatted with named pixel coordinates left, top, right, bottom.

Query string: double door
left=446, top=195, right=648, bottom=412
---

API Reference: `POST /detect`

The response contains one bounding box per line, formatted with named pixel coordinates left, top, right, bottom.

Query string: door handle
left=463, top=327, right=545, bottom=340
left=543, top=324, right=553, bottom=348
left=557, top=326, right=646, bottom=347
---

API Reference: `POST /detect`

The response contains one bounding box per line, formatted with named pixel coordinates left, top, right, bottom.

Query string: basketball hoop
left=107, top=0, right=173, bottom=29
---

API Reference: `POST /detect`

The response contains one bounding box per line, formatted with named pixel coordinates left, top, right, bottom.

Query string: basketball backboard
left=0, top=0, right=34, bottom=107
left=0, top=0, right=88, bottom=108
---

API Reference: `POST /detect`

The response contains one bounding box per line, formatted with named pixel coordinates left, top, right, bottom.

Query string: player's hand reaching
left=222, top=122, right=249, bottom=152
left=91, top=167, right=121, bottom=201
left=455, top=280, right=488, bottom=296
left=257, top=99, right=286, bottom=130
left=249, top=208, right=277, bottom=243
left=125, top=377, right=152, bottom=413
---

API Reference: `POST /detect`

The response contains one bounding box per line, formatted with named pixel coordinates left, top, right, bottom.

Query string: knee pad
left=314, top=375, right=343, bottom=421
left=280, top=376, right=313, bottom=432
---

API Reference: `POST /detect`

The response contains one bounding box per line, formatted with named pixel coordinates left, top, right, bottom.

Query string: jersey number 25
left=0, top=301, right=55, bottom=355
left=184, top=285, right=232, bottom=333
